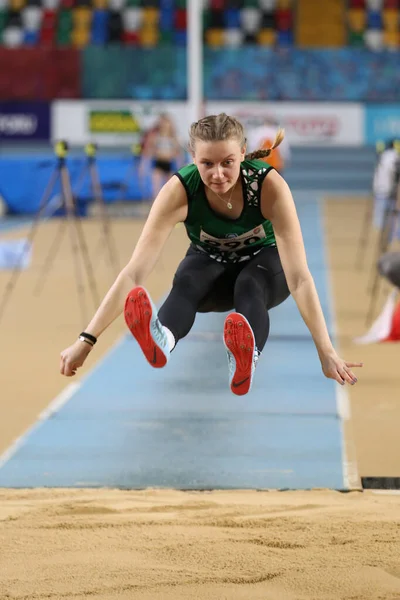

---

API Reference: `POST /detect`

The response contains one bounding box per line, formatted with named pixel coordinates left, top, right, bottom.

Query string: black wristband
left=79, top=331, right=97, bottom=345
left=79, top=337, right=94, bottom=347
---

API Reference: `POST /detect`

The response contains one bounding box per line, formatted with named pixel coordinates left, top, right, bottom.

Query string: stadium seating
left=348, top=0, right=400, bottom=49
left=0, top=0, right=398, bottom=49
left=0, top=0, right=295, bottom=48
left=204, top=0, right=294, bottom=48
left=297, top=0, right=346, bottom=47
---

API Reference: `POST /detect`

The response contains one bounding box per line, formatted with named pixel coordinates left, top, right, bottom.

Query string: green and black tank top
left=176, top=158, right=276, bottom=263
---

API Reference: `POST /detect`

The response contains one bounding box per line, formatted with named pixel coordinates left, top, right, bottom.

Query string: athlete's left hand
left=319, top=351, right=363, bottom=385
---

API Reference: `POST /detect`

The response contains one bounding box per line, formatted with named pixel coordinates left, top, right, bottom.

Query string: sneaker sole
left=124, top=286, right=168, bottom=368
left=223, top=312, right=255, bottom=396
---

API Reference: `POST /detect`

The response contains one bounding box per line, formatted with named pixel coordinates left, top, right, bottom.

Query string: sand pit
left=1, top=488, right=399, bottom=599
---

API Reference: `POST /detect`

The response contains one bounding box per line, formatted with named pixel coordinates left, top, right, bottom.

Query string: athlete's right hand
left=60, top=339, right=93, bottom=377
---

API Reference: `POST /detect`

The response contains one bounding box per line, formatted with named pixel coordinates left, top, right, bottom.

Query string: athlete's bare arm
left=60, top=177, right=188, bottom=376
left=260, top=170, right=362, bottom=385
left=85, top=176, right=188, bottom=338
left=260, top=170, right=313, bottom=293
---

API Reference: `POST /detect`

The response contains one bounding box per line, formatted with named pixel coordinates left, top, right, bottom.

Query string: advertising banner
left=207, top=102, right=364, bottom=146
left=52, top=101, right=191, bottom=148
left=0, top=102, right=50, bottom=141
left=53, top=101, right=368, bottom=147
left=364, top=105, right=400, bottom=145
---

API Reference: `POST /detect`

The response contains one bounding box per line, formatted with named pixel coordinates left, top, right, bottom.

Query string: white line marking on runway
left=318, top=196, right=361, bottom=491
left=0, top=382, right=80, bottom=470
left=0, top=334, right=128, bottom=472
left=372, top=490, right=400, bottom=495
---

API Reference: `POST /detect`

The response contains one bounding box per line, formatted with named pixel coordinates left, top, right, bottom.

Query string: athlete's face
left=193, top=139, right=245, bottom=195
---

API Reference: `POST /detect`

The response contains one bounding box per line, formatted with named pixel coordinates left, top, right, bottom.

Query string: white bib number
left=199, top=225, right=266, bottom=252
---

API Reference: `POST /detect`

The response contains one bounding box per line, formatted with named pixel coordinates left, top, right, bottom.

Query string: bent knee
left=234, top=269, right=265, bottom=297
left=172, top=270, right=205, bottom=299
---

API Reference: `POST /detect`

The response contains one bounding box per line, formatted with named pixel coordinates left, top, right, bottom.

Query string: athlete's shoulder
left=177, top=162, right=199, bottom=178
left=176, top=163, right=202, bottom=196
left=241, top=158, right=273, bottom=172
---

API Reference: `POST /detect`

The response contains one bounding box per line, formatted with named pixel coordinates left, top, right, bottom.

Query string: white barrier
left=207, top=102, right=364, bottom=146
left=52, top=100, right=190, bottom=148
left=54, top=100, right=400, bottom=147
left=52, top=100, right=365, bottom=147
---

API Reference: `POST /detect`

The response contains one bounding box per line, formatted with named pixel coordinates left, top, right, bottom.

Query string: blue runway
left=0, top=192, right=347, bottom=490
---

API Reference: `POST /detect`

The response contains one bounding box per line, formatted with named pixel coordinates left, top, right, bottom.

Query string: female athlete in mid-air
left=60, top=113, right=363, bottom=395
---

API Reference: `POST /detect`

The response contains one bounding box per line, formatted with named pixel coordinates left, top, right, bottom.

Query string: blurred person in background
left=247, top=116, right=291, bottom=175
left=60, top=113, right=362, bottom=395
left=139, top=113, right=183, bottom=200
left=372, top=157, right=400, bottom=343
left=372, top=139, right=399, bottom=232
left=355, top=156, right=400, bottom=345
left=136, top=122, right=158, bottom=201
left=354, top=250, right=400, bottom=345
left=379, top=251, right=400, bottom=291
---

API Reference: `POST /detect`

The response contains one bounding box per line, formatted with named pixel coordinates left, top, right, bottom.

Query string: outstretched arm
left=261, top=170, right=362, bottom=385
left=60, top=176, right=188, bottom=376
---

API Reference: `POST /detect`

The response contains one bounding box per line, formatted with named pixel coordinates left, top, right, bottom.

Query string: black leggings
left=158, top=245, right=290, bottom=352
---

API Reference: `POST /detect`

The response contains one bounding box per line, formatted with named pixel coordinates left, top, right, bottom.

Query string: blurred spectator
left=379, top=251, right=400, bottom=291
left=357, top=250, right=400, bottom=344
left=137, top=122, right=159, bottom=201
left=355, top=165, right=400, bottom=345
left=372, top=139, right=399, bottom=230
left=139, top=113, right=183, bottom=199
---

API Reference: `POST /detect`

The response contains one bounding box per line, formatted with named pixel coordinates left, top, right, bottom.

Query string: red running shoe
left=124, top=286, right=169, bottom=368
left=223, top=312, right=256, bottom=396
